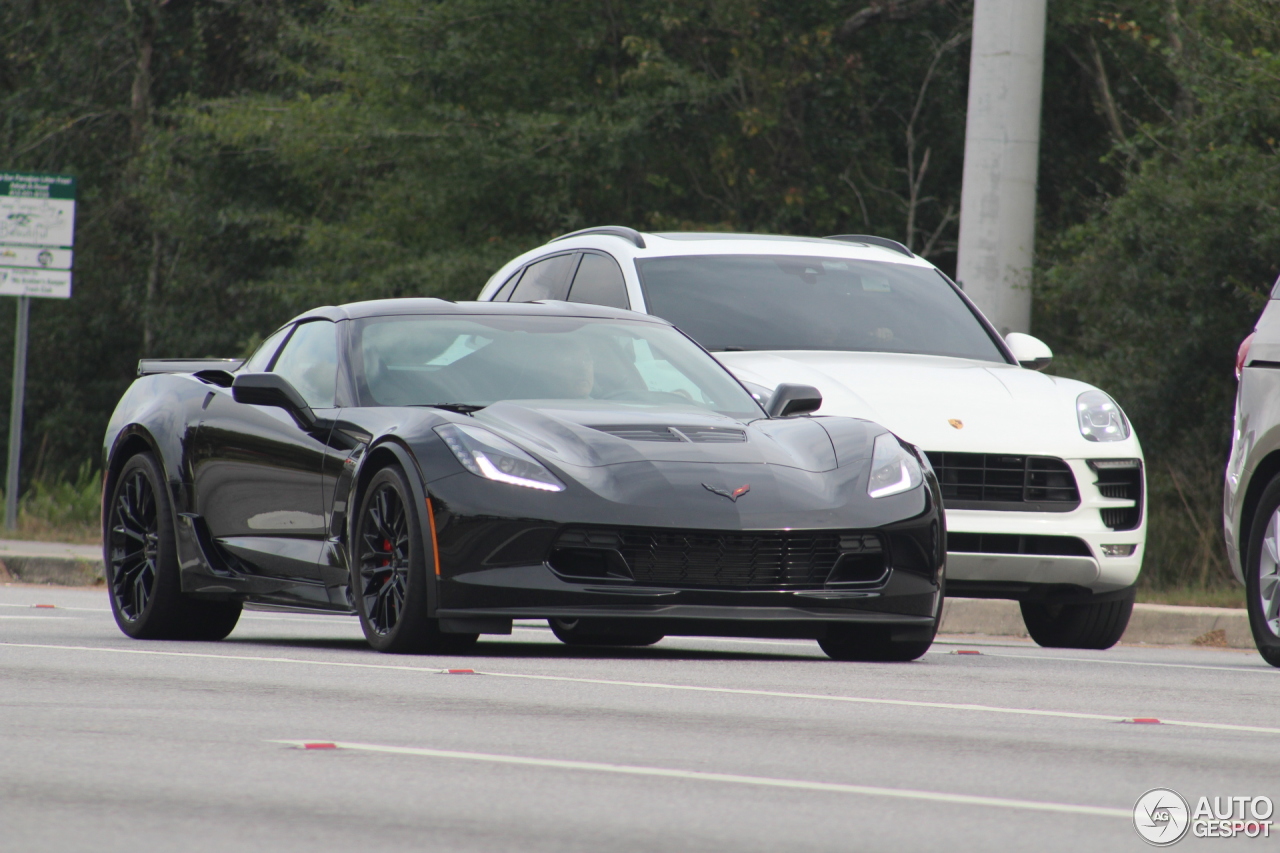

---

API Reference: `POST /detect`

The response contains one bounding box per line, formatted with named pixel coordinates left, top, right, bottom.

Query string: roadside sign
left=0, top=172, right=75, bottom=299
left=1, top=170, right=75, bottom=529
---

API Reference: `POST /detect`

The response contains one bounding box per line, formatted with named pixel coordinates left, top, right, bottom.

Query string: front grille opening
left=548, top=527, right=886, bottom=589
left=947, top=532, right=1092, bottom=557
left=825, top=551, right=888, bottom=584
left=1089, top=459, right=1143, bottom=531
left=924, top=452, right=1080, bottom=511
left=547, top=547, right=634, bottom=580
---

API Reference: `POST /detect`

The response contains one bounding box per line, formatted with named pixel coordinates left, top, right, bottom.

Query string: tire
left=105, top=452, right=242, bottom=641
left=1019, top=589, right=1134, bottom=650
left=352, top=466, right=478, bottom=654
left=1243, top=477, right=1280, bottom=667
left=548, top=618, right=664, bottom=647
left=819, top=582, right=943, bottom=662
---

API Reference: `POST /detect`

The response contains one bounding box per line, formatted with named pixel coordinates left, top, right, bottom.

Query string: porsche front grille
left=924, top=452, right=1080, bottom=512
left=549, top=527, right=886, bottom=589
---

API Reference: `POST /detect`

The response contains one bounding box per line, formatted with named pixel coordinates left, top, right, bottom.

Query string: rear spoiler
left=137, top=358, right=243, bottom=377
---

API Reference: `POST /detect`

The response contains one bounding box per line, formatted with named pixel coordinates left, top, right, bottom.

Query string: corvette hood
left=471, top=400, right=874, bottom=472
left=716, top=350, right=1093, bottom=453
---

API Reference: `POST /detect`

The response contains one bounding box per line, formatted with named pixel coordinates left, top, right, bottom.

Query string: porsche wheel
left=1019, top=589, right=1134, bottom=650
left=105, top=452, right=241, bottom=640
left=1244, top=477, right=1280, bottom=667
left=353, top=466, right=477, bottom=654
left=549, top=618, right=664, bottom=647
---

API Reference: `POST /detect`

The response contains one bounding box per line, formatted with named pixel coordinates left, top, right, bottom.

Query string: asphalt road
left=2, top=586, right=1277, bottom=853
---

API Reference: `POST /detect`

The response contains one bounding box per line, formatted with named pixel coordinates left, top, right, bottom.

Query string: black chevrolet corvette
left=102, top=299, right=945, bottom=661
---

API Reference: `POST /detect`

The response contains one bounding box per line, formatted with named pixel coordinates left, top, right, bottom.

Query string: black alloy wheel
left=353, top=466, right=477, bottom=654
left=105, top=452, right=241, bottom=640
left=110, top=464, right=160, bottom=624
left=1244, top=476, right=1280, bottom=667
left=548, top=618, right=664, bottom=647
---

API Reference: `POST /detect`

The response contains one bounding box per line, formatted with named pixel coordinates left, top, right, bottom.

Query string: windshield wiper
left=417, top=403, right=488, bottom=414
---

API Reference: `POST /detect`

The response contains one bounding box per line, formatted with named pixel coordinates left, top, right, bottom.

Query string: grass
left=0, top=462, right=101, bottom=546
left=1136, top=584, right=1245, bottom=609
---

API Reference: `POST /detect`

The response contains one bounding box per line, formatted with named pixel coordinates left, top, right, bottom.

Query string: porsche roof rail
left=550, top=225, right=646, bottom=249
left=824, top=234, right=914, bottom=257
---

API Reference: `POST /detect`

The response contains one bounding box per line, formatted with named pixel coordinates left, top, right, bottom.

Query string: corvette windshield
left=352, top=315, right=763, bottom=419
left=636, top=254, right=1005, bottom=362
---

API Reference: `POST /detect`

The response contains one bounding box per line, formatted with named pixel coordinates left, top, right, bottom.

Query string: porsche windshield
left=352, top=315, right=763, bottom=419
left=636, top=254, right=1006, bottom=362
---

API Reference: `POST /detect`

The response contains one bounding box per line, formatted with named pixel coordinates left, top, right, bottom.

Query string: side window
left=240, top=325, right=292, bottom=373
left=509, top=254, right=576, bottom=302
left=272, top=320, right=338, bottom=408
left=493, top=269, right=524, bottom=301
left=567, top=252, right=629, bottom=309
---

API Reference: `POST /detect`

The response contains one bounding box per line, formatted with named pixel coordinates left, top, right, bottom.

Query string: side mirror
left=232, top=372, right=316, bottom=430
left=1005, top=332, right=1053, bottom=371
left=767, top=383, right=823, bottom=418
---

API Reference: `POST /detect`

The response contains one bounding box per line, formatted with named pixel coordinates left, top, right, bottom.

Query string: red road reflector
left=953, top=650, right=981, bottom=655
left=1128, top=718, right=1162, bottom=725
left=32, top=604, right=55, bottom=609
left=447, top=669, right=475, bottom=674
left=303, top=742, right=337, bottom=750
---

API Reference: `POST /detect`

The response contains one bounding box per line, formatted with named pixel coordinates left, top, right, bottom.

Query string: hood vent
left=590, top=425, right=747, bottom=443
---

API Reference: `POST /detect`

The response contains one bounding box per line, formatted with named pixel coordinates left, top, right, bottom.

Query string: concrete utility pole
left=955, top=0, right=1048, bottom=335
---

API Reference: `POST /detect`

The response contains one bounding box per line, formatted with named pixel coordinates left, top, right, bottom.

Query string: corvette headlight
left=434, top=424, right=565, bottom=492
left=867, top=433, right=923, bottom=498
left=1076, top=391, right=1131, bottom=442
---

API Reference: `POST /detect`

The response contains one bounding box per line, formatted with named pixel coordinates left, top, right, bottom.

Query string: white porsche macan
left=477, top=227, right=1146, bottom=649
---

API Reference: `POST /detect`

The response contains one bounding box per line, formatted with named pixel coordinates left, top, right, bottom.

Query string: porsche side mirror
left=232, top=372, right=317, bottom=430
left=767, top=383, right=822, bottom=418
left=1005, top=332, right=1053, bottom=371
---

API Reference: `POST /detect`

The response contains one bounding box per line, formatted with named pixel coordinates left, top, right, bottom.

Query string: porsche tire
left=1019, top=589, right=1134, bottom=650
left=353, top=466, right=478, bottom=654
left=1243, top=477, right=1280, bottom=667
left=548, top=618, right=664, bottom=647
left=105, top=452, right=242, bottom=641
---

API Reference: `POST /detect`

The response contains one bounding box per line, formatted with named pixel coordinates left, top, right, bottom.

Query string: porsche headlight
left=867, top=433, right=923, bottom=498
left=435, top=424, right=565, bottom=492
left=1076, top=391, right=1131, bottom=442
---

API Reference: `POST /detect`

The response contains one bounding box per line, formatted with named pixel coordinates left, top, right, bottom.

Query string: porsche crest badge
left=948, top=419, right=964, bottom=430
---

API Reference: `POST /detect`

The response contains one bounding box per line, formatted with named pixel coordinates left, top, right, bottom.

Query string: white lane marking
left=937, top=649, right=1276, bottom=675
left=0, top=615, right=80, bottom=620
left=268, top=739, right=1128, bottom=818
left=516, top=626, right=1275, bottom=669
left=4, top=641, right=1279, bottom=737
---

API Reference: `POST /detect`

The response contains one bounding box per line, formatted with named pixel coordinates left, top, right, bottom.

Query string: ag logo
left=1134, top=788, right=1190, bottom=846
left=703, top=483, right=750, bottom=502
